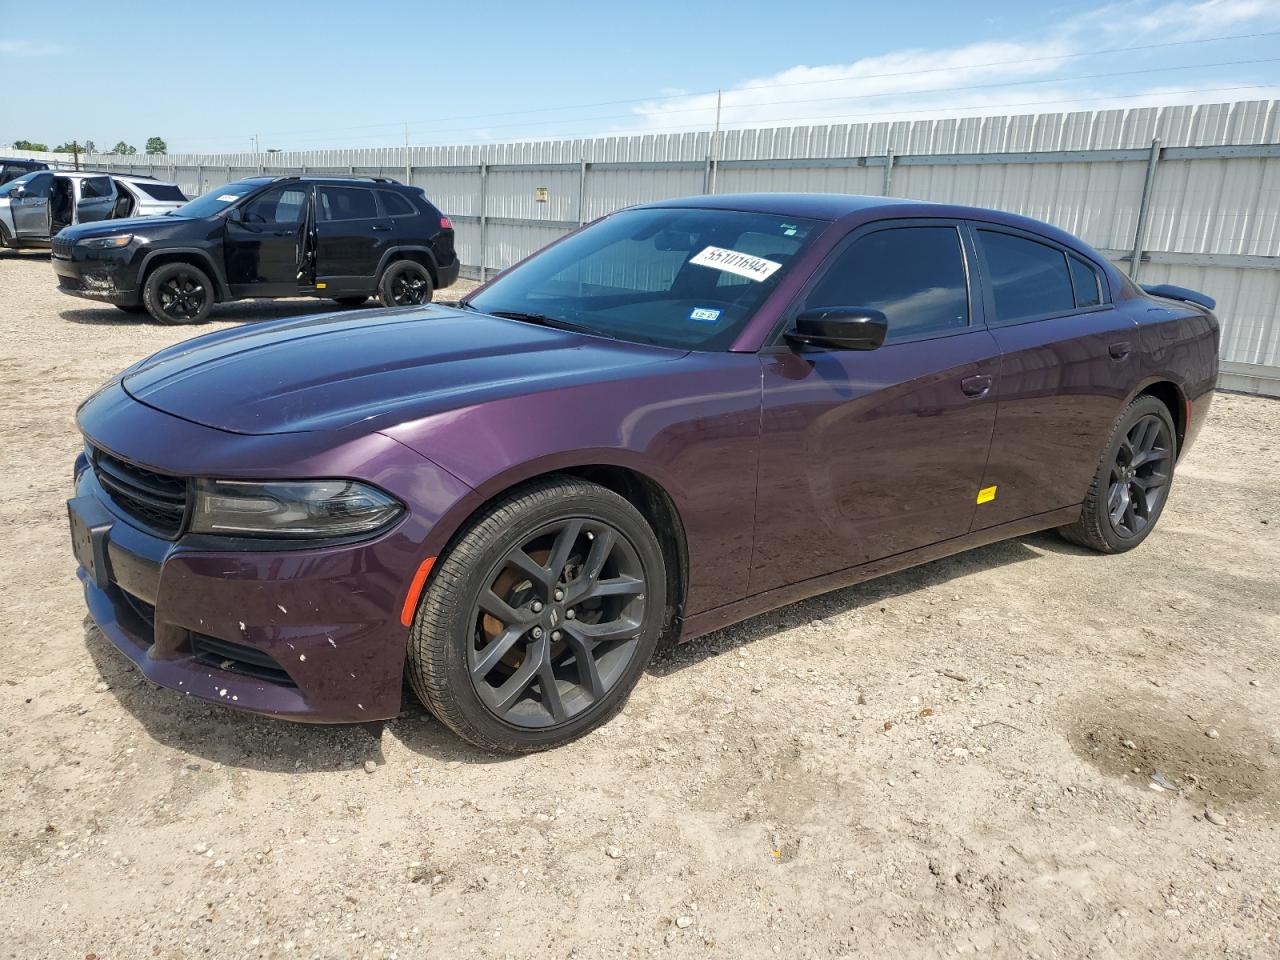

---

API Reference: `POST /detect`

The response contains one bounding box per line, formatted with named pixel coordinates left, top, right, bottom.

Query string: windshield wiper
left=485, top=309, right=590, bottom=334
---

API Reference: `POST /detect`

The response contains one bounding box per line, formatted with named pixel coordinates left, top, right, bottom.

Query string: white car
left=0, top=170, right=187, bottom=249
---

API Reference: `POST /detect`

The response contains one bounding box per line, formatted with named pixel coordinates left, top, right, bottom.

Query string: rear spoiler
left=1140, top=283, right=1216, bottom=311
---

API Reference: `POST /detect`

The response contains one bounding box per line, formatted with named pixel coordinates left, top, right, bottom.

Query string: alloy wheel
left=158, top=272, right=207, bottom=321
left=1107, top=413, right=1172, bottom=538
left=467, top=518, right=648, bottom=729
left=390, top=271, right=430, bottom=305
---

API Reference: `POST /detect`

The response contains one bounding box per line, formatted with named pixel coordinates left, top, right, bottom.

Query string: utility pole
left=72, top=141, right=80, bottom=171
left=253, top=133, right=260, bottom=155
left=709, top=89, right=722, bottom=194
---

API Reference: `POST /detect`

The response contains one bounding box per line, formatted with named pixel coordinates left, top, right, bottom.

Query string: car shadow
left=60, top=299, right=363, bottom=327
left=79, top=530, right=1070, bottom=769
left=647, top=532, right=1064, bottom=676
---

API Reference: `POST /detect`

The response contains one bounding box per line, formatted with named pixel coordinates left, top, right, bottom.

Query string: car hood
left=120, top=305, right=686, bottom=435
left=59, top=214, right=185, bottom=239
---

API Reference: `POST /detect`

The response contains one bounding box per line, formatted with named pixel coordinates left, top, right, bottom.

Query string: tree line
left=10, top=137, right=169, bottom=155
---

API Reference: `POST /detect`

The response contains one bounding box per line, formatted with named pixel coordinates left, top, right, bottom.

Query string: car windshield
left=169, top=181, right=261, bottom=218
left=0, top=171, right=40, bottom=197
left=466, top=207, right=826, bottom=350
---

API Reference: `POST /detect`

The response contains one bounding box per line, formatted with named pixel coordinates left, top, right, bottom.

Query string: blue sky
left=2, top=0, right=1279, bottom=153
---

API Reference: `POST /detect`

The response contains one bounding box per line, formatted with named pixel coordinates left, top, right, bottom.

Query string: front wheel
left=378, top=260, right=433, bottom=307
left=406, top=477, right=667, bottom=753
left=1058, top=395, right=1177, bottom=553
left=142, top=262, right=213, bottom=325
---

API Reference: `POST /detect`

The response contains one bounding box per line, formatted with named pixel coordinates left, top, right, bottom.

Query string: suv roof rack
left=269, top=174, right=402, bottom=184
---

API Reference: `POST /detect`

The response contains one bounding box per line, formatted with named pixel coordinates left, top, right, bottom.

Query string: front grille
left=52, top=236, right=74, bottom=258
left=190, top=634, right=297, bottom=687
left=91, top=447, right=189, bottom=538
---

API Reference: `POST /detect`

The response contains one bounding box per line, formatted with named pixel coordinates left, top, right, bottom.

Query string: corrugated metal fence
left=14, top=99, right=1280, bottom=394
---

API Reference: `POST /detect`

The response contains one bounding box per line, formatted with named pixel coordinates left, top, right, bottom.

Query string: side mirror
left=12, top=184, right=26, bottom=198
left=785, top=307, right=888, bottom=351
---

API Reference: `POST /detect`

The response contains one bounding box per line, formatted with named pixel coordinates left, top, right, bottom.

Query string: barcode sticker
left=689, top=245, right=782, bottom=282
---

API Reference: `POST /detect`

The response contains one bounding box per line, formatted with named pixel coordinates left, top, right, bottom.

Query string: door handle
left=1109, top=341, right=1131, bottom=360
left=371, top=224, right=392, bottom=232
left=960, top=374, right=992, bottom=398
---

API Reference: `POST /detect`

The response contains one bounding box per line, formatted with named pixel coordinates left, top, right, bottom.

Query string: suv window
left=80, top=176, right=113, bottom=199
left=318, top=186, right=378, bottom=221
left=1068, top=254, right=1102, bottom=308
left=977, top=229, right=1075, bottom=325
left=0, top=171, right=52, bottom=198
left=378, top=190, right=417, bottom=217
left=804, top=226, right=970, bottom=341
left=242, top=185, right=308, bottom=224
left=132, top=181, right=186, bottom=201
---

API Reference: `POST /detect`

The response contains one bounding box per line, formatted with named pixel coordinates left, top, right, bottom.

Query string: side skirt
left=678, top=504, right=1082, bottom=643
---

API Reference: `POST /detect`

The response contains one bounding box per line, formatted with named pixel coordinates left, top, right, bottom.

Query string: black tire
left=142, top=261, right=214, bottom=325
left=407, top=476, right=667, bottom=753
left=332, top=296, right=369, bottom=308
left=377, top=260, right=433, bottom=308
left=1058, top=395, right=1177, bottom=553
left=114, top=304, right=149, bottom=314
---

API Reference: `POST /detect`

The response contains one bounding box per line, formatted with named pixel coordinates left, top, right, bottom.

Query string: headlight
left=190, top=479, right=404, bottom=539
left=79, top=235, right=133, bottom=249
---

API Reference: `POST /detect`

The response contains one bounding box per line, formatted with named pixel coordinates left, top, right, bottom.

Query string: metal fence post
left=577, top=159, right=587, bottom=225
left=882, top=149, right=895, bottom=196
left=478, top=162, right=489, bottom=282
left=1129, top=137, right=1162, bottom=281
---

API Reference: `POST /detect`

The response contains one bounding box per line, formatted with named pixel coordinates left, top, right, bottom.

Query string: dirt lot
left=1, top=248, right=1278, bottom=960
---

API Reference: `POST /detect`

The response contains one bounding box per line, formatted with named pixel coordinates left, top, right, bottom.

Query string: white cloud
left=618, top=0, right=1280, bottom=137
left=0, top=39, right=65, bottom=57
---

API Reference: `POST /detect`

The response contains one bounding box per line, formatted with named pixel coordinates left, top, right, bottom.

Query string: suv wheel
left=406, top=476, right=667, bottom=753
left=143, top=262, right=214, bottom=325
left=378, top=260, right=433, bottom=307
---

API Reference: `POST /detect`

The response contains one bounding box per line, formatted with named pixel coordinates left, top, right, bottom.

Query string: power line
left=173, top=29, right=1280, bottom=148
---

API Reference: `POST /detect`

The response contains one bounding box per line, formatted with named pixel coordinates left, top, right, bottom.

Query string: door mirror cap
left=785, top=307, right=889, bottom=351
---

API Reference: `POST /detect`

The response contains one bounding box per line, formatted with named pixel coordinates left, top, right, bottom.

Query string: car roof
left=635, top=192, right=1099, bottom=256
left=0, top=157, right=47, bottom=165
left=47, top=170, right=179, bottom=186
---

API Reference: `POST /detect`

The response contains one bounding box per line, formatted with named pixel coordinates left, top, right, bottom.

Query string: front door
left=968, top=224, right=1138, bottom=529
left=314, top=183, right=393, bottom=293
left=74, top=176, right=118, bottom=225
left=224, top=183, right=310, bottom=295
left=751, top=221, right=1001, bottom=594
left=12, top=172, right=53, bottom=238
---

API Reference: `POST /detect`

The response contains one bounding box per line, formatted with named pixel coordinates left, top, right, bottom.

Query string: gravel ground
left=1, top=248, right=1278, bottom=960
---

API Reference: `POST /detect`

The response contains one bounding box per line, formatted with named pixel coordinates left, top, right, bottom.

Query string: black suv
left=51, top=176, right=458, bottom=324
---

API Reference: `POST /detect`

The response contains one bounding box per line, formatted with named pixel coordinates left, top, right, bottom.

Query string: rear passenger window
left=1068, top=255, right=1102, bottom=307
left=978, top=230, right=1075, bottom=324
left=81, top=176, right=113, bottom=199
left=378, top=190, right=417, bottom=216
left=805, top=226, right=970, bottom=340
left=318, top=186, right=378, bottom=221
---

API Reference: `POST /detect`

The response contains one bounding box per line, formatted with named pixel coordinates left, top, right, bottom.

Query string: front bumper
left=52, top=242, right=141, bottom=306
left=71, top=384, right=475, bottom=722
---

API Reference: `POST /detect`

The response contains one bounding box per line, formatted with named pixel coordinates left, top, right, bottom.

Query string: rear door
left=314, top=184, right=393, bottom=293
left=969, top=224, right=1137, bottom=528
left=224, top=183, right=310, bottom=295
left=12, top=172, right=53, bottom=237
left=75, top=176, right=118, bottom=224
left=751, top=220, right=1002, bottom=593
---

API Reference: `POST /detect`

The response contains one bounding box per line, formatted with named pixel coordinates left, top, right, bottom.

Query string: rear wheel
left=143, top=262, right=213, bottom=325
left=406, top=476, right=666, bottom=753
left=332, top=296, right=369, bottom=307
left=1058, top=395, right=1177, bottom=553
left=378, top=260, right=433, bottom=308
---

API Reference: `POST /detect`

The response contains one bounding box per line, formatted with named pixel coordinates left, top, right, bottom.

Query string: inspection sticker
left=216, top=194, right=240, bottom=202
left=689, top=245, right=782, bottom=282
left=689, top=307, right=722, bottom=324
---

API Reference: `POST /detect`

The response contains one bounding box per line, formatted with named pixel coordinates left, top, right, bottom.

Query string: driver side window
left=241, top=186, right=308, bottom=225
left=18, top=173, right=54, bottom=199
left=804, top=226, right=970, bottom=341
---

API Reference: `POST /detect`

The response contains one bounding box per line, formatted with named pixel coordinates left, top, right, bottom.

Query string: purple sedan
left=69, top=193, right=1219, bottom=752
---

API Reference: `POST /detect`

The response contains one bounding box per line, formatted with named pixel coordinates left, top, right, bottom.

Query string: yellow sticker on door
left=976, top=486, right=998, bottom=504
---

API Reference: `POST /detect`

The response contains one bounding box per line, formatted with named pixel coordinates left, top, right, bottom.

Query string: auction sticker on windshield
left=689, top=246, right=782, bottom=282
